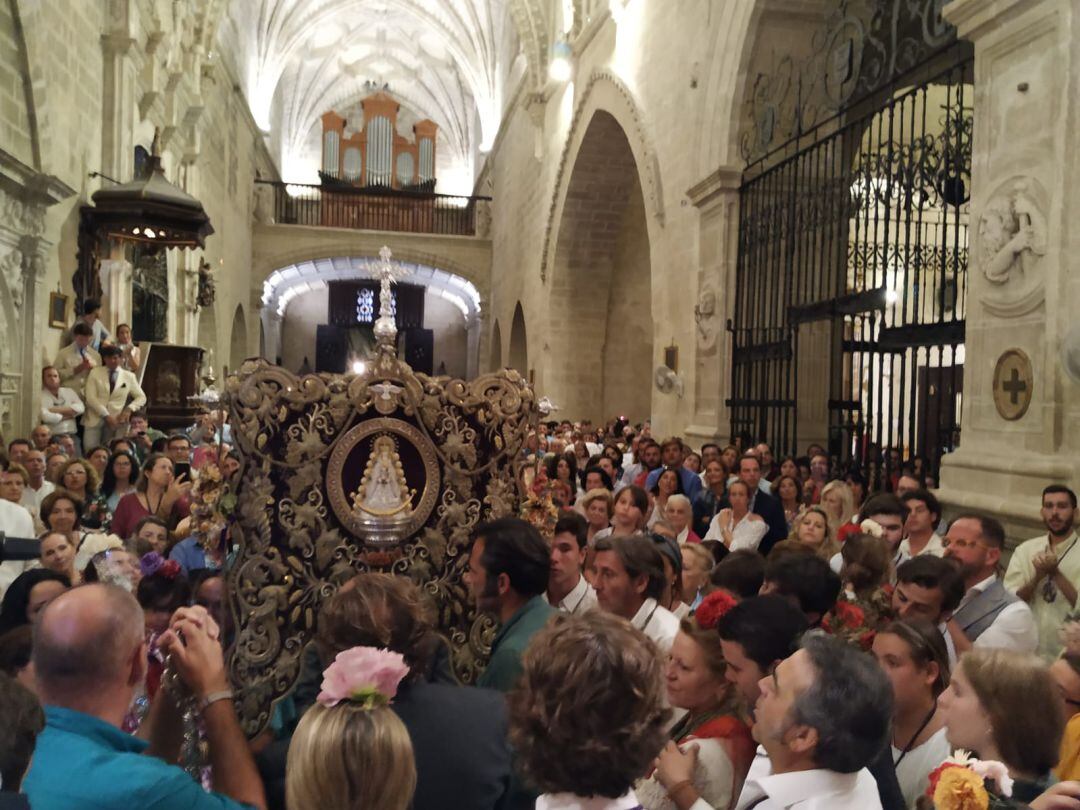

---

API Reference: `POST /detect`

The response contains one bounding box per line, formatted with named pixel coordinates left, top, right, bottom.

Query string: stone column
left=937, top=0, right=1080, bottom=537
left=465, top=311, right=484, bottom=380
left=260, top=308, right=283, bottom=366
left=100, top=1, right=136, bottom=182
left=685, top=166, right=741, bottom=448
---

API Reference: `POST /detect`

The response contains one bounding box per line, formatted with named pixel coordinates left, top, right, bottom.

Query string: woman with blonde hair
left=819, top=480, right=856, bottom=540
left=790, top=506, right=840, bottom=562
left=286, top=645, right=417, bottom=810
left=939, top=648, right=1065, bottom=802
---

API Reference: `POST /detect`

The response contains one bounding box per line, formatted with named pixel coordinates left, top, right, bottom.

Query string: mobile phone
left=173, top=462, right=191, bottom=479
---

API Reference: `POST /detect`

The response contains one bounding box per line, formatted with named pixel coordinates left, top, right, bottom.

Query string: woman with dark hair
left=0, top=569, right=70, bottom=636
left=871, top=619, right=951, bottom=807
left=39, top=489, right=84, bottom=549
left=509, top=612, right=668, bottom=807
left=59, top=457, right=109, bottom=530
left=773, top=474, right=804, bottom=530
left=940, top=649, right=1064, bottom=802
left=593, top=485, right=648, bottom=543
left=648, top=468, right=684, bottom=530
left=693, top=459, right=728, bottom=539
left=544, top=453, right=577, bottom=509
left=101, top=449, right=138, bottom=512
left=110, top=452, right=190, bottom=540
left=579, top=465, right=613, bottom=496
left=135, top=554, right=191, bottom=704
left=0, top=624, right=34, bottom=688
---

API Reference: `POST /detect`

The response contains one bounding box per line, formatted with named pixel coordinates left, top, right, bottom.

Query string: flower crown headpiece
left=317, top=647, right=410, bottom=709
left=927, top=750, right=1014, bottom=810
left=140, top=552, right=181, bottom=580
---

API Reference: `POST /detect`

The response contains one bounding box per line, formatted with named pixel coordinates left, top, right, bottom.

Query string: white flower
left=969, top=759, right=1013, bottom=797
left=859, top=519, right=884, bottom=539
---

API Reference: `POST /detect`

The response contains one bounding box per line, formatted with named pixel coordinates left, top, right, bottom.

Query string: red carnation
left=835, top=600, right=866, bottom=630
left=695, top=590, right=739, bottom=630
left=925, top=762, right=964, bottom=797
left=160, top=560, right=182, bottom=580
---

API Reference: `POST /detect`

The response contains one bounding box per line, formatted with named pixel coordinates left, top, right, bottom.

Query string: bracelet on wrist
left=199, top=689, right=234, bottom=712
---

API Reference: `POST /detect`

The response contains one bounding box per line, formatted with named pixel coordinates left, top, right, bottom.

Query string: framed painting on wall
left=49, top=292, right=68, bottom=329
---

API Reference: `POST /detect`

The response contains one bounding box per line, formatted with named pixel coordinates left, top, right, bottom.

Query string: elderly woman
left=680, top=542, right=715, bottom=611
left=580, top=488, right=613, bottom=543
left=664, top=494, right=700, bottom=545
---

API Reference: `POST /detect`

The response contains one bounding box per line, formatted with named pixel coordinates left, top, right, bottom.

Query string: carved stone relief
left=977, top=175, right=1049, bottom=317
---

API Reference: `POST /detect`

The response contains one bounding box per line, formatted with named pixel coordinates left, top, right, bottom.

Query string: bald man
left=24, top=584, right=266, bottom=810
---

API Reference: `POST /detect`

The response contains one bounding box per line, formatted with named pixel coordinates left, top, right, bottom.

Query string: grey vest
left=951, top=578, right=1020, bottom=642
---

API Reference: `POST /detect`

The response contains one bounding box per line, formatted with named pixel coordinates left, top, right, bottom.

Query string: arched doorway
left=230, top=304, right=247, bottom=372
left=548, top=111, right=652, bottom=422
left=490, top=319, right=503, bottom=369
left=508, top=303, right=527, bottom=374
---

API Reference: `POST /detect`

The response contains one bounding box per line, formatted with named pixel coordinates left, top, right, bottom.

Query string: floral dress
left=81, top=490, right=112, bottom=532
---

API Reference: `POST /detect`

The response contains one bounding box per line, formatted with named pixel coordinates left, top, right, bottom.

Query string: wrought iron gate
left=729, top=3, right=972, bottom=486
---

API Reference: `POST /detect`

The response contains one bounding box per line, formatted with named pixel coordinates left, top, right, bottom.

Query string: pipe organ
left=320, top=93, right=438, bottom=191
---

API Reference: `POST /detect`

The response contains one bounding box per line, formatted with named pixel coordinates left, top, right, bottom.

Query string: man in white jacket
left=83, top=345, right=147, bottom=450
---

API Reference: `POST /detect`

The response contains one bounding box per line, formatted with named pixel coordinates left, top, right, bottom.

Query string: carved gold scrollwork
left=224, top=357, right=536, bottom=735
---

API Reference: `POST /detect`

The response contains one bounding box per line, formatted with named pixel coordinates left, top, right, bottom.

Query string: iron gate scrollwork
left=730, top=0, right=972, bottom=487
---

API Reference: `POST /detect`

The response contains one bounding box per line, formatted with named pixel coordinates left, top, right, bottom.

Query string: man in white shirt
left=943, top=513, right=1037, bottom=655
left=39, top=365, right=85, bottom=443
left=544, top=513, right=597, bottom=615
left=593, top=533, right=679, bottom=653
left=1004, top=485, right=1080, bottom=661
left=0, top=496, right=36, bottom=596
left=733, top=634, right=891, bottom=810
left=898, top=489, right=945, bottom=558
left=83, top=345, right=147, bottom=450
left=20, top=449, right=54, bottom=518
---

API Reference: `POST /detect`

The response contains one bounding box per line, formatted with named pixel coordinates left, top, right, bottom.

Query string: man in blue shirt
left=24, top=583, right=266, bottom=809
left=644, top=437, right=703, bottom=500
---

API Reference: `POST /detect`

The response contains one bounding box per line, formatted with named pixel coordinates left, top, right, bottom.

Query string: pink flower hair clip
left=316, top=646, right=410, bottom=709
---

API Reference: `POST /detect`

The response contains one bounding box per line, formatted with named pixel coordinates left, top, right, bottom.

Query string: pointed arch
left=230, top=304, right=247, bottom=372
left=508, top=303, right=527, bottom=374
left=490, top=318, right=503, bottom=370
left=540, top=69, right=665, bottom=283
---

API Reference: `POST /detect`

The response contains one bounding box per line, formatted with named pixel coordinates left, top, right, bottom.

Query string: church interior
left=4, top=2, right=1080, bottom=808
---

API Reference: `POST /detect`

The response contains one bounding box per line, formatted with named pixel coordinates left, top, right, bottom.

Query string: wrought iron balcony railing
left=257, top=180, right=491, bottom=237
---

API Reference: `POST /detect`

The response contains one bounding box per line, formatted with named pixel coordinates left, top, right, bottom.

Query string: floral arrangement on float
left=921, top=750, right=1016, bottom=810
left=189, top=461, right=236, bottom=567
left=518, top=463, right=561, bottom=540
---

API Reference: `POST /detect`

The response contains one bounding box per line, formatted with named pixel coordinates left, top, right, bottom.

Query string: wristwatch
left=199, top=689, right=235, bottom=712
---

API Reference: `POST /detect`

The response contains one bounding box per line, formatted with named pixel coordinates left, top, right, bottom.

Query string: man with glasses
left=943, top=513, right=1037, bottom=655
left=1005, top=485, right=1080, bottom=661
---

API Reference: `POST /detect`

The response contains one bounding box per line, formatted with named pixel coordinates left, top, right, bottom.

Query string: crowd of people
left=5, top=384, right=1080, bottom=810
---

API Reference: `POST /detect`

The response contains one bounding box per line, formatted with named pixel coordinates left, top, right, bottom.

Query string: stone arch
left=508, top=303, right=527, bottom=375
left=692, top=1, right=767, bottom=176
left=540, top=69, right=664, bottom=284
left=546, top=111, right=653, bottom=422
left=490, top=318, right=503, bottom=370
left=230, top=303, right=247, bottom=372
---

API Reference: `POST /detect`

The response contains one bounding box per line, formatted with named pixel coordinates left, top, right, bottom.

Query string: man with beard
left=465, top=518, right=555, bottom=692
left=1005, top=485, right=1080, bottom=661
left=942, top=513, right=1037, bottom=655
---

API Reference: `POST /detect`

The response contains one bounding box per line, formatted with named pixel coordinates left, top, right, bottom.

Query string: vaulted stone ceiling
left=219, top=0, right=538, bottom=192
